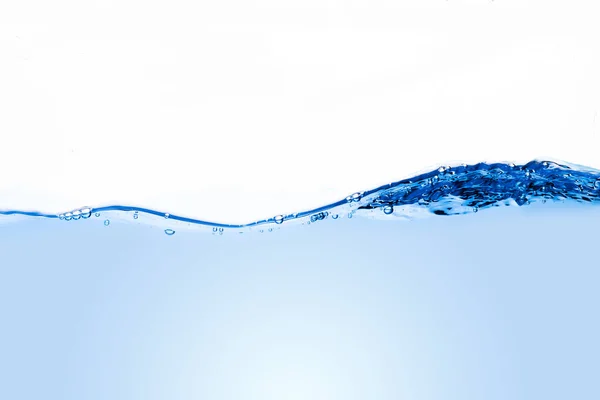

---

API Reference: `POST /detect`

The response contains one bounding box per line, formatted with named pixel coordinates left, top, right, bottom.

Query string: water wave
left=2, top=160, right=599, bottom=233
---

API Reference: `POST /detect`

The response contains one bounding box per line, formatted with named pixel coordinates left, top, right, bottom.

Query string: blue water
left=1, top=160, right=599, bottom=233
left=1, top=160, right=600, bottom=400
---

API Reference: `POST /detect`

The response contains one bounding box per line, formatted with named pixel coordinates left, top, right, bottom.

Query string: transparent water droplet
left=64, top=212, right=72, bottom=221
left=383, top=205, right=394, bottom=215
left=95, top=212, right=100, bottom=217
left=310, top=215, right=317, bottom=222
left=58, top=214, right=65, bottom=220
left=72, top=210, right=81, bottom=220
left=164, top=213, right=170, bottom=219
left=80, top=207, right=91, bottom=219
left=164, top=229, right=175, bottom=236
left=104, top=219, right=110, bottom=226
left=133, top=212, right=139, bottom=220
left=332, top=214, right=339, bottom=220
left=274, top=215, right=284, bottom=224
left=473, top=206, right=479, bottom=213
left=348, top=212, right=353, bottom=219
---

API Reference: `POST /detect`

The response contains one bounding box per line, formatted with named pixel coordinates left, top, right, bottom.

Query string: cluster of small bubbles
left=104, top=219, right=110, bottom=226
left=383, top=205, right=394, bottom=215
left=133, top=212, right=139, bottom=220
left=310, top=211, right=329, bottom=223
left=274, top=215, right=284, bottom=224
left=164, top=229, right=175, bottom=236
left=346, top=192, right=363, bottom=203
left=60, top=207, right=94, bottom=221
left=332, top=214, right=339, bottom=220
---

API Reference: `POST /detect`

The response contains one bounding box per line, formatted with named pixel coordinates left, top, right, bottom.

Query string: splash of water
left=1, top=160, right=599, bottom=232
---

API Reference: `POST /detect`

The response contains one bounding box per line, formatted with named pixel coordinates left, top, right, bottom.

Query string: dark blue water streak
left=1, top=160, right=599, bottom=228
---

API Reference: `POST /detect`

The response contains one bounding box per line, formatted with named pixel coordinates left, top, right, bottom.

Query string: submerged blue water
left=1, top=160, right=599, bottom=399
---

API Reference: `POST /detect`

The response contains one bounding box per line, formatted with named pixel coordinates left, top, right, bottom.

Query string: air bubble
left=80, top=208, right=92, bottom=219
left=164, top=229, right=175, bottom=236
left=274, top=215, right=284, bottom=224
left=164, top=213, right=170, bottom=219
left=72, top=210, right=81, bottom=220
left=473, top=207, right=479, bottom=213
left=104, top=219, right=110, bottom=226
left=383, top=205, right=394, bottom=215
left=347, top=192, right=362, bottom=203
left=310, top=212, right=328, bottom=223
left=64, top=212, right=72, bottom=221
left=348, top=212, right=353, bottom=219
left=268, top=228, right=273, bottom=232
left=332, top=214, right=339, bottom=220
left=213, top=227, right=218, bottom=232
left=58, top=214, right=65, bottom=220
left=95, top=212, right=100, bottom=217
left=218, top=227, right=224, bottom=235
left=133, top=212, right=139, bottom=220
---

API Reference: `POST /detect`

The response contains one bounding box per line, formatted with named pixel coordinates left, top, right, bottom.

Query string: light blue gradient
left=1, top=203, right=599, bottom=399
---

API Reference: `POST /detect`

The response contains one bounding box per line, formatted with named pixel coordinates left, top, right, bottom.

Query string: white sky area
left=1, top=0, right=599, bottom=223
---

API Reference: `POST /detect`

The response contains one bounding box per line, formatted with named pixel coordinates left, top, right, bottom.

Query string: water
left=1, top=160, right=600, bottom=400
left=2, top=160, right=598, bottom=233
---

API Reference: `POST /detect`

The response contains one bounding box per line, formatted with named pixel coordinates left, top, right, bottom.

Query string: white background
left=1, top=0, right=599, bottom=223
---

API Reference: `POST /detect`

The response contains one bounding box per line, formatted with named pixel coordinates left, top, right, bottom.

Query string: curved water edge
left=1, top=160, right=600, bottom=233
